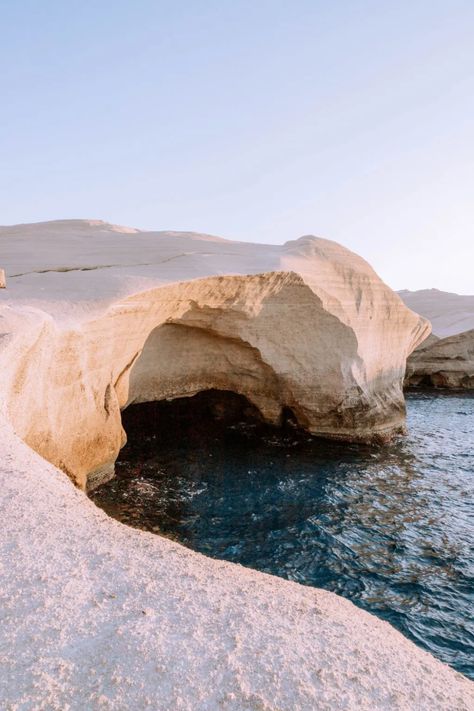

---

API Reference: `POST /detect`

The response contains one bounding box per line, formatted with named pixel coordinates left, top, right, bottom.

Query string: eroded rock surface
left=405, top=329, right=474, bottom=389
left=1, top=220, right=473, bottom=708
left=0, top=220, right=429, bottom=489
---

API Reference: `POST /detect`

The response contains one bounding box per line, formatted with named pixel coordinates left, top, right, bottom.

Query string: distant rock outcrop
left=405, top=329, right=474, bottom=389
left=398, top=289, right=474, bottom=337
left=0, top=220, right=429, bottom=489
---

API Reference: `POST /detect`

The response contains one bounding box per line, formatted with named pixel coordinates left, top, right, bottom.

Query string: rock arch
left=123, top=322, right=285, bottom=424
left=1, top=271, right=430, bottom=491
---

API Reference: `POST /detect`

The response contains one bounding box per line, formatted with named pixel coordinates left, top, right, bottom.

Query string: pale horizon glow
left=1, top=1, right=473, bottom=294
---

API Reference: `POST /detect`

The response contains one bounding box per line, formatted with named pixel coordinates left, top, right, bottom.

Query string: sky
left=0, top=1, right=473, bottom=293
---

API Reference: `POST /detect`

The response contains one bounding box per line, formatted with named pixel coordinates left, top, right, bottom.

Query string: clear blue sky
left=1, top=1, right=473, bottom=292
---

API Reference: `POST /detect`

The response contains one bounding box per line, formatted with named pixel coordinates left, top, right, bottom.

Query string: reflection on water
left=90, top=391, right=474, bottom=678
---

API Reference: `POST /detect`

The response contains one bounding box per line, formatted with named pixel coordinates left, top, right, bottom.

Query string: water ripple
left=91, top=392, right=474, bottom=678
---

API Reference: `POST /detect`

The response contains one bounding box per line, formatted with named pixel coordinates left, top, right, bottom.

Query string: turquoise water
left=91, top=392, right=474, bottom=678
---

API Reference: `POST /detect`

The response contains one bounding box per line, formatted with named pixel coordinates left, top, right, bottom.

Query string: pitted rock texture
left=0, top=220, right=429, bottom=489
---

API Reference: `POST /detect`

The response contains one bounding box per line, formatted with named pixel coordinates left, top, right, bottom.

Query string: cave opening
left=121, top=389, right=265, bottom=445
left=120, top=389, right=302, bottom=452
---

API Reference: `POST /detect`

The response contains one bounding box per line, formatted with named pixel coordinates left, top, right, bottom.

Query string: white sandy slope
left=1, top=417, right=473, bottom=711
left=398, top=289, right=474, bottom=338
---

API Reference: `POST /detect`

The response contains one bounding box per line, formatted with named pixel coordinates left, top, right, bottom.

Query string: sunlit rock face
left=0, top=220, right=429, bottom=489
left=405, top=329, right=474, bottom=389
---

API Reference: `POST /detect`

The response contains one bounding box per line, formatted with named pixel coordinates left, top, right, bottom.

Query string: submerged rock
left=0, top=220, right=429, bottom=488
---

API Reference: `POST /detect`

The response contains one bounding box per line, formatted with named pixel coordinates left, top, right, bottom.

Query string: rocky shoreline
left=2, top=415, right=473, bottom=710
left=405, top=330, right=474, bottom=389
left=1, top=220, right=472, bottom=709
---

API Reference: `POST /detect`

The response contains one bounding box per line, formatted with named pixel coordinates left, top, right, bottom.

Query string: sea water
left=90, top=392, right=474, bottom=678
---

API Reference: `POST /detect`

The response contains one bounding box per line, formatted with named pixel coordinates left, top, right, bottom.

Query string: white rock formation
left=1, top=220, right=472, bottom=708
left=405, top=329, right=474, bottom=388
left=0, top=220, right=429, bottom=489
left=398, top=288, right=474, bottom=337
left=398, top=289, right=474, bottom=388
